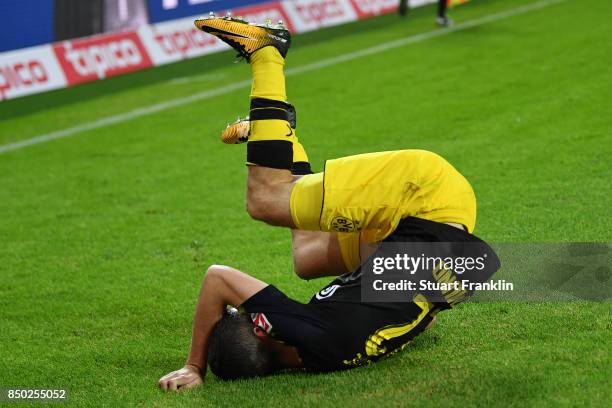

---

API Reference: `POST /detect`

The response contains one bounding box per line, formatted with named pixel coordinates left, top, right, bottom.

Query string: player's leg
left=246, top=167, right=294, bottom=226
left=243, top=43, right=295, bottom=225
left=196, top=19, right=474, bottom=237
left=291, top=230, right=348, bottom=279
left=195, top=16, right=311, bottom=227
left=398, top=0, right=409, bottom=17
left=438, top=0, right=447, bottom=18
left=436, top=0, right=453, bottom=26
left=233, top=24, right=477, bottom=239
left=220, top=102, right=311, bottom=175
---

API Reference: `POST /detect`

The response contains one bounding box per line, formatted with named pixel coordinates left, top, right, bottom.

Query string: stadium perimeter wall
left=0, top=0, right=435, bottom=101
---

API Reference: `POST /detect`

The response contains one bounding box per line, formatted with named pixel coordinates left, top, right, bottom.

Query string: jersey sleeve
left=241, top=285, right=332, bottom=369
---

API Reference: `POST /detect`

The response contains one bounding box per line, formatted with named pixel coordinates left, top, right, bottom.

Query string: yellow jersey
left=291, top=150, right=477, bottom=271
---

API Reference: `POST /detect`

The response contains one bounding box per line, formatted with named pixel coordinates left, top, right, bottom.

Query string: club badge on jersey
left=251, top=312, right=273, bottom=334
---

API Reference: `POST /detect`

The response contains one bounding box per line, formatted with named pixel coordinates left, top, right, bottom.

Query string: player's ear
left=253, top=326, right=268, bottom=339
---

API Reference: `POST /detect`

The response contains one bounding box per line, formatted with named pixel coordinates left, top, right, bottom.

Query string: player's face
left=252, top=328, right=302, bottom=369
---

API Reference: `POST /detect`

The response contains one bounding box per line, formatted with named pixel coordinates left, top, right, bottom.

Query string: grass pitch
left=0, top=0, right=610, bottom=406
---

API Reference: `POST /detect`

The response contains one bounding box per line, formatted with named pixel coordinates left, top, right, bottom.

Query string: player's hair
left=208, top=312, right=275, bottom=380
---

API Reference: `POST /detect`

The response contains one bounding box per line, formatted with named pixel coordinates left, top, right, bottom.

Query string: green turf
left=0, top=0, right=610, bottom=406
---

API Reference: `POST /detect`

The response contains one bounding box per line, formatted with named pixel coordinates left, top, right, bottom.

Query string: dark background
left=54, top=0, right=149, bottom=42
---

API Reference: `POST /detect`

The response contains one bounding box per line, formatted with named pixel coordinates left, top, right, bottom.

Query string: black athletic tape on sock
left=250, top=98, right=297, bottom=129
left=250, top=98, right=290, bottom=110
left=291, top=161, right=312, bottom=175
left=247, top=140, right=293, bottom=170
left=250, top=108, right=289, bottom=121
left=286, top=106, right=296, bottom=129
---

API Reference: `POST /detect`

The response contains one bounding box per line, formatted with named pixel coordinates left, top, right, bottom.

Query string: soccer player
left=160, top=261, right=440, bottom=390
left=157, top=16, right=499, bottom=390
left=198, top=15, right=480, bottom=278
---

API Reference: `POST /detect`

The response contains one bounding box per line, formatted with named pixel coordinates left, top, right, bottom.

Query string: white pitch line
left=0, top=0, right=566, bottom=155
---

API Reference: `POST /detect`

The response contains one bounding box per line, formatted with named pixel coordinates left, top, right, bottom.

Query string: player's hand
left=158, top=364, right=203, bottom=392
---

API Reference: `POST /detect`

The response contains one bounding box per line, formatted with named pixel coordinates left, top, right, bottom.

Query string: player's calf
left=246, top=166, right=295, bottom=227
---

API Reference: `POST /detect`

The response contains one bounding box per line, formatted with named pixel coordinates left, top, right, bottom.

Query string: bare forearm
left=184, top=266, right=268, bottom=374
left=159, top=266, right=267, bottom=391
left=185, top=279, right=224, bottom=372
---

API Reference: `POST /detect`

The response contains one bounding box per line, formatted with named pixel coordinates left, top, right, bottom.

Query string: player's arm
left=158, top=265, right=267, bottom=392
left=291, top=230, right=348, bottom=279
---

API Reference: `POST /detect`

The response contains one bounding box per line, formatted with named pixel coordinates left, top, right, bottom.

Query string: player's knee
left=295, top=269, right=316, bottom=280
left=293, top=249, right=319, bottom=280
left=292, top=251, right=316, bottom=281
left=292, top=234, right=337, bottom=280
left=204, top=264, right=228, bottom=282
left=293, top=264, right=314, bottom=280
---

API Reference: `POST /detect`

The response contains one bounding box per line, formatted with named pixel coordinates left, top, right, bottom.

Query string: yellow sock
left=249, top=47, right=293, bottom=144
left=250, top=47, right=286, bottom=101
left=246, top=47, right=295, bottom=169
left=293, top=141, right=309, bottom=163
left=291, top=140, right=312, bottom=175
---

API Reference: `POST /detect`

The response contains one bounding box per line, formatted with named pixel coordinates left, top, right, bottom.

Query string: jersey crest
left=331, top=216, right=360, bottom=232
left=251, top=312, right=273, bottom=334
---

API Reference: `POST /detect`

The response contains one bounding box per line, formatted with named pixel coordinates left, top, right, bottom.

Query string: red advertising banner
left=0, top=45, right=67, bottom=100
left=349, top=0, right=399, bottom=18
left=282, top=0, right=358, bottom=33
left=139, top=1, right=293, bottom=66
left=229, top=2, right=295, bottom=33
left=0, top=0, right=437, bottom=100
left=53, top=32, right=153, bottom=86
left=139, top=21, right=226, bottom=66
